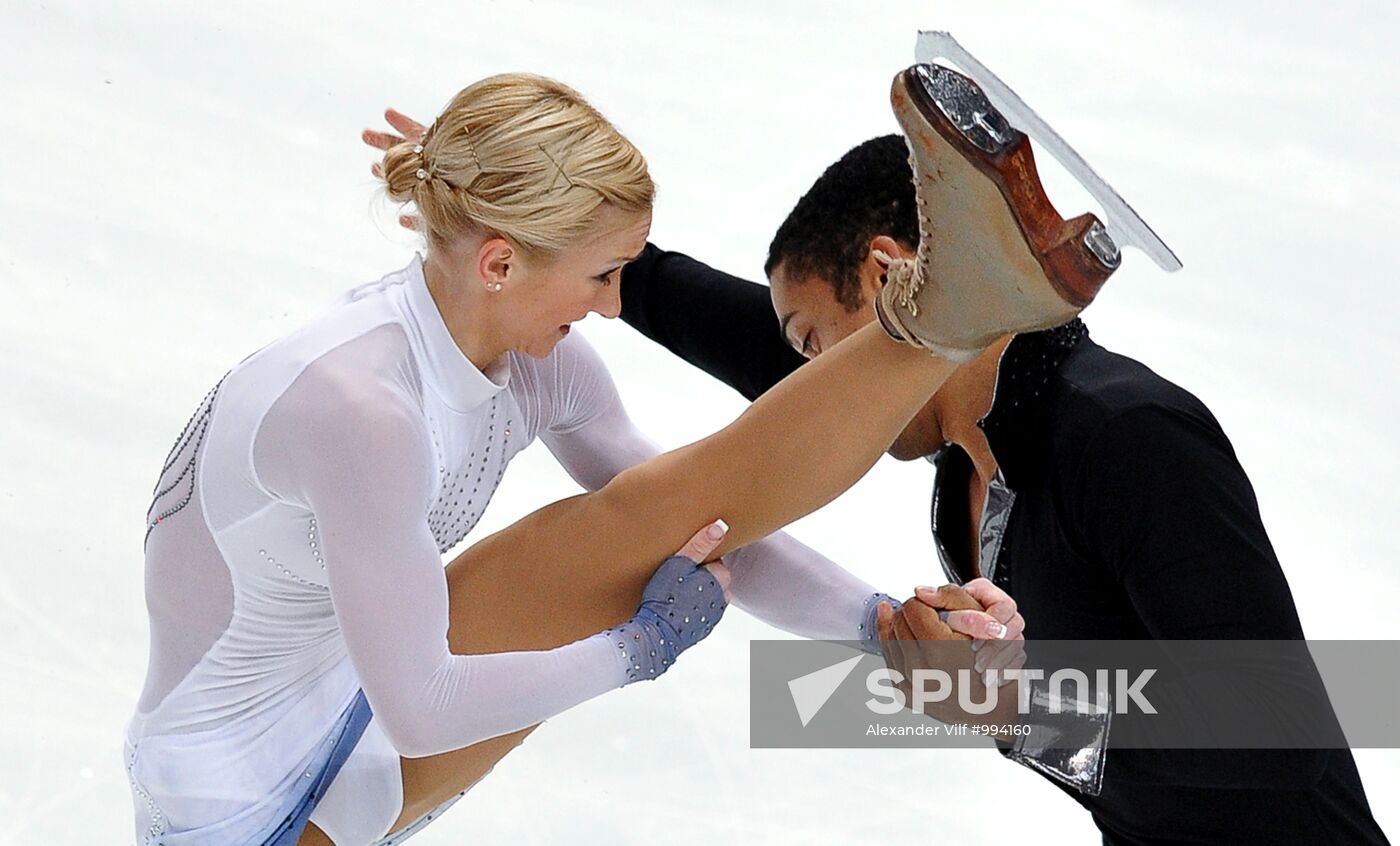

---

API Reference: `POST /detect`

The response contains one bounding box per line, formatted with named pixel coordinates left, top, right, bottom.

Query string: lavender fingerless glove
left=606, top=555, right=728, bottom=683
left=858, top=592, right=902, bottom=654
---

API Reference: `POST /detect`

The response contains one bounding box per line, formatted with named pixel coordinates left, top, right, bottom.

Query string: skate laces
left=875, top=152, right=935, bottom=317
left=874, top=249, right=923, bottom=318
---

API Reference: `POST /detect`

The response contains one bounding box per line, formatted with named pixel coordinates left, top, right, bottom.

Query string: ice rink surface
left=2, top=1, right=1397, bottom=843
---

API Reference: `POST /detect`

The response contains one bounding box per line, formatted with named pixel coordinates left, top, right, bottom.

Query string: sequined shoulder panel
left=145, top=374, right=227, bottom=547
left=426, top=393, right=516, bottom=553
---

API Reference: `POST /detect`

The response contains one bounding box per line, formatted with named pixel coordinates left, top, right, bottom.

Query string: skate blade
left=894, top=66, right=1114, bottom=312
left=915, top=30, right=1182, bottom=273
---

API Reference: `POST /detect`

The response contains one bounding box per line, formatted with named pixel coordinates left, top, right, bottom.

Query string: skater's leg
left=378, top=321, right=957, bottom=828
left=298, top=825, right=333, bottom=846
left=609, top=320, right=958, bottom=557
left=448, top=319, right=956, bottom=646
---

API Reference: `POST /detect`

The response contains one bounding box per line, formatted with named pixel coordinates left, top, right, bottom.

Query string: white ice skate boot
left=876, top=37, right=1179, bottom=359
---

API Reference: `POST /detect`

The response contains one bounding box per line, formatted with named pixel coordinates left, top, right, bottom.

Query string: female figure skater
left=126, top=69, right=1106, bottom=845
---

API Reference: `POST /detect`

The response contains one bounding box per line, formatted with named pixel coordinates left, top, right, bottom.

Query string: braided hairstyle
left=380, top=73, right=654, bottom=256
left=764, top=135, right=917, bottom=311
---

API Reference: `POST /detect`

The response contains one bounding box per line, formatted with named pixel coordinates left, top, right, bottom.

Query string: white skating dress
left=125, top=255, right=882, bottom=844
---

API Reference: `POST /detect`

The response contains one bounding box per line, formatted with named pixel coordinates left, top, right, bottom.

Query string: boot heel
left=1044, top=214, right=1117, bottom=309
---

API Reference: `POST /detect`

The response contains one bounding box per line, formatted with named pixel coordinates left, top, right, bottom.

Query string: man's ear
left=863, top=234, right=909, bottom=298
left=869, top=234, right=911, bottom=266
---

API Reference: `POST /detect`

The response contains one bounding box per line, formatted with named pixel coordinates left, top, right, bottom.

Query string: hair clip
left=538, top=144, right=576, bottom=190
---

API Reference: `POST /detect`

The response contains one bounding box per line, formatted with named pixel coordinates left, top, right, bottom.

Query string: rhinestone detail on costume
left=425, top=396, right=515, bottom=553
left=145, top=374, right=227, bottom=546
left=260, top=547, right=327, bottom=590
left=308, top=517, right=324, bottom=570
left=126, top=746, right=167, bottom=846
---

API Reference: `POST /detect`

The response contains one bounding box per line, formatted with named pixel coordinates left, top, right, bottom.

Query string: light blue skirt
left=245, top=689, right=471, bottom=846
left=250, top=689, right=374, bottom=845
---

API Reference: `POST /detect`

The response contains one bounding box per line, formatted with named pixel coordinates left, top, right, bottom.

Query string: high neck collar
left=974, top=318, right=1089, bottom=488
left=401, top=254, right=510, bottom=414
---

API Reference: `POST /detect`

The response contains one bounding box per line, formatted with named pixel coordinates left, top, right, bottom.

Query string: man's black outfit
left=620, top=245, right=1389, bottom=845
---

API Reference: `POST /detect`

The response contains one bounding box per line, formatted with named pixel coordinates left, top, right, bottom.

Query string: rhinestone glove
left=858, top=592, right=901, bottom=654
left=606, top=555, right=728, bottom=683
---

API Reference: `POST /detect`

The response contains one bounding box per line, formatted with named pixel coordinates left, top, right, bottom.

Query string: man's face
left=768, top=263, right=876, bottom=360
left=769, top=242, right=945, bottom=460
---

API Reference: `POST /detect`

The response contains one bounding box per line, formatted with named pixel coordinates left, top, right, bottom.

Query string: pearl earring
left=491, top=282, right=503, bottom=292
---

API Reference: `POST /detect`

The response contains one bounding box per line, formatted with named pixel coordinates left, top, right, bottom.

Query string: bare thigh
left=293, top=477, right=705, bottom=844
left=395, top=487, right=688, bottom=833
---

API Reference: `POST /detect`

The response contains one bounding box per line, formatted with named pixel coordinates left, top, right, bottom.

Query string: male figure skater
left=616, top=133, right=1388, bottom=844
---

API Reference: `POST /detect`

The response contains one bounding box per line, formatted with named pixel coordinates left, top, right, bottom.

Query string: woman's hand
left=607, top=519, right=732, bottom=684
left=363, top=108, right=428, bottom=230
left=875, top=597, right=1023, bottom=727
left=671, top=519, right=732, bottom=601
left=919, top=579, right=1026, bottom=677
left=878, top=579, right=1026, bottom=681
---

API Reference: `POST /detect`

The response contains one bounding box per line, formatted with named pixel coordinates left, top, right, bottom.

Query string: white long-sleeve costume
left=125, top=256, right=882, bottom=844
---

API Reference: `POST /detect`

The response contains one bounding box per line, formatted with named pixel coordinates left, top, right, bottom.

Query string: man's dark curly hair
left=763, top=134, right=918, bottom=312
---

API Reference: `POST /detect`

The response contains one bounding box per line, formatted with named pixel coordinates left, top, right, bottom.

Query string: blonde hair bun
left=380, top=73, right=654, bottom=255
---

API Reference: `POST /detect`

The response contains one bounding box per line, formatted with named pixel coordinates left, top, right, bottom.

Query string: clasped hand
left=876, top=579, right=1027, bottom=729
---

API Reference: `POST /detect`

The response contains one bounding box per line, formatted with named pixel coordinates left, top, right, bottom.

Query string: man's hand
left=895, top=579, right=1026, bottom=674
left=876, top=583, right=1025, bottom=728
left=363, top=108, right=428, bottom=230
left=921, top=578, right=1026, bottom=676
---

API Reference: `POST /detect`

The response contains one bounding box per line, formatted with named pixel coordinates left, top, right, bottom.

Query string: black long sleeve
left=1070, top=403, right=1338, bottom=790
left=1070, top=402, right=1304, bottom=642
left=620, top=243, right=804, bottom=401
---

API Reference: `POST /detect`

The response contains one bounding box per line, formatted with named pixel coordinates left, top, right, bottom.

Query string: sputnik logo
left=787, top=655, right=864, bottom=728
